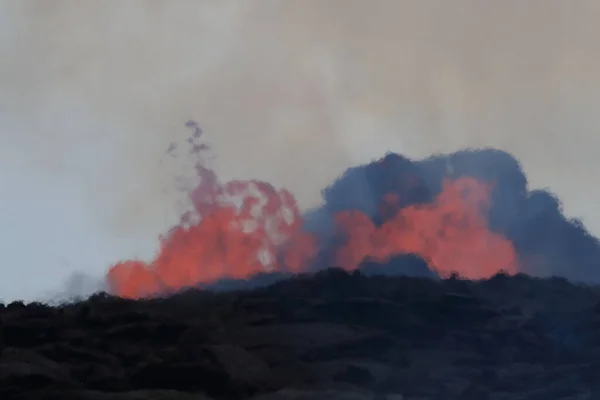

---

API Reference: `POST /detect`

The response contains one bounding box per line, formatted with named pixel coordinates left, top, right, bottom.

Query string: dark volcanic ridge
left=195, top=254, right=436, bottom=294
left=3, top=268, right=600, bottom=399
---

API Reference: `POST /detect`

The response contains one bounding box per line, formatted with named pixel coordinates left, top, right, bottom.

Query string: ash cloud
left=3, top=1, right=600, bottom=300
left=311, top=148, right=600, bottom=283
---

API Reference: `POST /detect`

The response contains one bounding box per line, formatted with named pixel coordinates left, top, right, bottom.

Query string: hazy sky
left=2, top=0, right=600, bottom=302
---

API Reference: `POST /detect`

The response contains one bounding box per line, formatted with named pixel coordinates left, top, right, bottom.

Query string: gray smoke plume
left=2, top=1, right=600, bottom=301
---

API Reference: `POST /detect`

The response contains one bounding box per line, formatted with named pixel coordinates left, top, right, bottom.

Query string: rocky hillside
left=2, top=268, right=600, bottom=399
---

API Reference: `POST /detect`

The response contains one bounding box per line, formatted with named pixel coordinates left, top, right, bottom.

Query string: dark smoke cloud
left=307, top=148, right=600, bottom=283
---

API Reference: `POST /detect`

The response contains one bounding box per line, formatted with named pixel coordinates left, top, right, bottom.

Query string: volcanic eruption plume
left=107, top=123, right=600, bottom=299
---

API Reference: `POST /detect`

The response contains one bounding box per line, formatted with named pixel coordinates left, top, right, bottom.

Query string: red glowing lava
left=332, top=177, right=517, bottom=278
left=107, top=130, right=518, bottom=299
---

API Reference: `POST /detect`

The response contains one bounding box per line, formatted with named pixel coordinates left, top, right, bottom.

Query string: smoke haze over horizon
left=1, top=1, right=600, bottom=302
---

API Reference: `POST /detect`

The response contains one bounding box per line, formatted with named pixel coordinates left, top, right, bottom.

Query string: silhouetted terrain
left=2, top=268, right=600, bottom=399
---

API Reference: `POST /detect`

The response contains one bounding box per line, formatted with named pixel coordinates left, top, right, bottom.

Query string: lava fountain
left=107, top=123, right=519, bottom=299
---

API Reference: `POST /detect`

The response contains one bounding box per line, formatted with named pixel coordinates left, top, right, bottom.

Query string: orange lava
left=333, top=177, right=518, bottom=278
left=107, top=135, right=518, bottom=299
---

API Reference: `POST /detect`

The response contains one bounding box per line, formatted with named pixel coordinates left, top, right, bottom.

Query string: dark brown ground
left=2, top=268, right=600, bottom=400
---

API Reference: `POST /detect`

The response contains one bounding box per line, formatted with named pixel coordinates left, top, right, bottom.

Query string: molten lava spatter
left=108, top=170, right=318, bottom=299
left=107, top=128, right=518, bottom=299
left=333, top=177, right=518, bottom=278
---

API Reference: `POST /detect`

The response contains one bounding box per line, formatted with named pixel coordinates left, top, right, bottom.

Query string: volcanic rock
left=3, top=269, right=600, bottom=399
